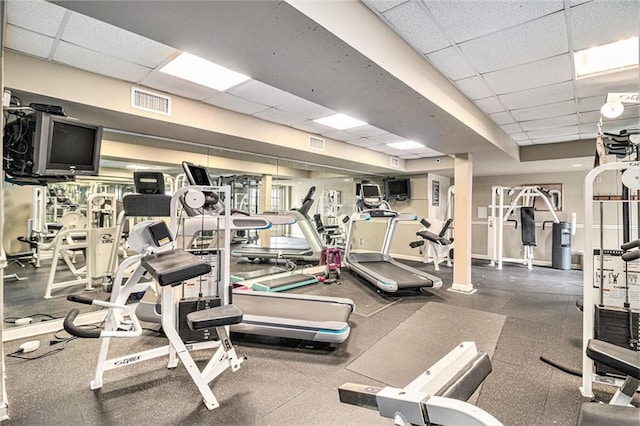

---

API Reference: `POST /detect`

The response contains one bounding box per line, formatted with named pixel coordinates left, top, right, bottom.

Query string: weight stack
left=594, top=305, right=640, bottom=376
left=178, top=296, right=221, bottom=343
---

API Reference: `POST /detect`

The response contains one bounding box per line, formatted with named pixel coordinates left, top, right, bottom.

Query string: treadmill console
left=360, top=184, right=383, bottom=209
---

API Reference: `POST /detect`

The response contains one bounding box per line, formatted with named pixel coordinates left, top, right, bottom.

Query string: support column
left=258, top=174, right=272, bottom=246
left=450, top=154, right=475, bottom=294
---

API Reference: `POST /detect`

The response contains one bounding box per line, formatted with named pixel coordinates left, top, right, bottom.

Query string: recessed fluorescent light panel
left=160, top=52, right=250, bottom=91
left=387, top=140, right=424, bottom=150
left=574, top=37, right=639, bottom=78
left=314, top=113, right=367, bottom=130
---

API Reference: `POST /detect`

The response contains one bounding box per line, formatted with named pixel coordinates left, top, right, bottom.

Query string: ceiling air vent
left=390, top=156, right=400, bottom=168
left=309, top=135, right=325, bottom=151
left=131, top=87, right=171, bottom=115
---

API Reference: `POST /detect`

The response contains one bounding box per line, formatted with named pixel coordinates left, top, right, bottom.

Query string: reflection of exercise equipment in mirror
left=63, top=219, right=245, bottom=411
left=488, top=186, right=563, bottom=270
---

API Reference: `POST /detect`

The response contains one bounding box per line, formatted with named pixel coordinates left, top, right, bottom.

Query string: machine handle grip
left=542, top=220, right=555, bottom=230
left=66, top=294, right=95, bottom=305
left=63, top=309, right=101, bottom=339
left=621, top=250, right=640, bottom=262
left=420, top=218, right=431, bottom=229
left=621, top=240, right=640, bottom=251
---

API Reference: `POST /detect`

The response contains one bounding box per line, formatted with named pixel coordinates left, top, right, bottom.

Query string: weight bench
left=339, top=342, right=502, bottom=425
left=64, top=221, right=245, bottom=411
left=576, top=339, right=639, bottom=425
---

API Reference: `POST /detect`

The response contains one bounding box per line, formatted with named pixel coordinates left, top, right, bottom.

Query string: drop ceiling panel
left=347, top=125, right=389, bottom=138
left=254, top=108, right=306, bottom=126
left=511, top=100, right=576, bottom=121
left=483, top=54, right=572, bottom=94
left=321, top=130, right=364, bottom=142
left=362, top=0, right=409, bottom=14
left=475, top=97, right=505, bottom=114
left=228, top=80, right=300, bottom=107
left=454, top=76, right=493, bottom=100
left=578, top=95, right=606, bottom=112
left=346, top=138, right=376, bottom=147
left=424, top=0, right=563, bottom=43
left=510, top=132, right=530, bottom=141
left=498, top=81, right=575, bottom=110
left=5, top=25, right=54, bottom=59
left=289, top=120, right=335, bottom=135
left=139, top=71, right=219, bottom=101
left=489, top=112, right=515, bottom=125
left=570, top=1, right=640, bottom=51
left=501, top=123, right=524, bottom=134
left=383, top=2, right=450, bottom=54
left=530, top=134, right=581, bottom=144
left=519, top=114, right=578, bottom=131
left=527, top=125, right=578, bottom=139
left=276, top=97, right=335, bottom=120
left=459, top=12, right=568, bottom=74
left=426, top=46, right=476, bottom=81
left=574, top=68, right=640, bottom=98
left=365, top=133, right=407, bottom=144
left=7, top=0, right=67, bottom=37
left=204, top=92, right=269, bottom=115
left=62, top=13, right=177, bottom=68
left=53, top=41, right=152, bottom=83
left=579, top=111, right=603, bottom=124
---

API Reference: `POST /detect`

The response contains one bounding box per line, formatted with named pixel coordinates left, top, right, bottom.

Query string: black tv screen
left=48, top=121, right=97, bottom=167
left=386, top=178, right=411, bottom=200
left=183, top=161, right=213, bottom=186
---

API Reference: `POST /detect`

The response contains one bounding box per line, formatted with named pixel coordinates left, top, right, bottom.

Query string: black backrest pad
left=141, top=249, right=211, bottom=287
left=521, top=207, right=536, bottom=246
left=435, top=352, right=492, bottom=401
left=586, top=339, right=640, bottom=380
left=123, top=194, right=172, bottom=217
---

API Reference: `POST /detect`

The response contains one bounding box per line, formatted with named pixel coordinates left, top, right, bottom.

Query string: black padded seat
left=122, top=194, right=172, bottom=217
left=187, top=305, right=243, bottom=330
left=577, top=402, right=639, bottom=426
left=586, top=339, right=640, bottom=380
left=416, top=230, right=451, bottom=246
left=140, top=249, right=211, bottom=287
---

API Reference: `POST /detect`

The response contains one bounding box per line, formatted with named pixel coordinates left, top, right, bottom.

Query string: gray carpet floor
left=2, top=258, right=633, bottom=425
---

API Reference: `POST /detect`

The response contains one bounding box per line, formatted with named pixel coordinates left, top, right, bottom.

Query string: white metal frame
left=488, top=186, right=559, bottom=270
left=581, top=161, right=640, bottom=398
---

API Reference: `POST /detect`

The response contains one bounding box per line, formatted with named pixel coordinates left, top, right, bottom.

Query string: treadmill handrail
left=233, top=290, right=355, bottom=311
left=241, top=315, right=349, bottom=331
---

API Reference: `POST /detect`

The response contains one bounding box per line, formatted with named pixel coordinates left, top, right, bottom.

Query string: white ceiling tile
left=53, top=41, right=152, bottom=83
left=424, top=0, right=563, bottom=43
left=489, top=112, right=515, bottom=125
left=498, top=81, right=575, bottom=110
left=578, top=95, right=606, bottom=112
left=228, top=80, right=298, bottom=107
left=475, top=97, right=505, bottom=114
left=347, top=125, right=389, bottom=138
left=526, top=126, right=579, bottom=139
left=459, top=13, right=568, bottom=74
left=511, top=100, right=576, bottom=121
left=570, top=0, right=592, bottom=6
left=510, top=132, right=530, bottom=141
left=139, top=71, right=219, bottom=101
left=574, top=68, right=639, bottom=98
left=289, top=120, right=335, bottom=135
left=346, top=138, right=378, bottom=147
left=7, top=0, right=66, bottom=37
left=501, top=123, right=524, bottom=134
left=426, top=46, right=475, bottom=81
left=454, top=76, right=493, bottom=100
left=362, top=0, right=408, bottom=13
left=321, top=130, right=364, bottom=142
left=383, top=2, right=450, bottom=54
left=62, top=13, right=177, bottom=68
left=254, top=108, right=306, bottom=126
left=570, top=1, right=640, bottom=51
left=530, top=134, right=581, bottom=144
left=580, top=131, right=598, bottom=138
left=365, top=133, right=407, bottom=144
left=519, top=114, right=578, bottom=131
left=579, top=111, right=602, bottom=124
left=204, top=92, right=269, bottom=115
left=5, top=25, right=54, bottom=59
left=367, top=144, right=391, bottom=152
left=483, top=54, right=572, bottom=95
left=276, top=97, right=335, bottom=120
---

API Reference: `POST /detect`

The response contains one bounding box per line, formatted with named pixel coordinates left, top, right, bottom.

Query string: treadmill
left=180, top=162, right=356, bottom=343
left=345, top=184, right=443, bottom=293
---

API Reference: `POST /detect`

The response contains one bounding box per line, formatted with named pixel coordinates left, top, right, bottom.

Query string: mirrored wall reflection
left=3, top=137, right=385, bottom=331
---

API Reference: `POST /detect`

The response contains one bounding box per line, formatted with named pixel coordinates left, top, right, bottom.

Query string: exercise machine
left=410, top=218, right=454, bottom=271
left=345, top=184, right=442, bottom=293
left=63, top=219, right=245, bottom=411
left=339, top=341, right=502, bottom=425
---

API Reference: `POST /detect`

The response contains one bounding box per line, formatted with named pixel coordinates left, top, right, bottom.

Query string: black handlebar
left=63, top=309, right=101, bottom=339
left=230, top=209, right=251, bottom=216
left=621, top=240, right=640, bottom=251
left=621, top=250, right=640, bottom=262
left=67, top=294, right=95, bottom=305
